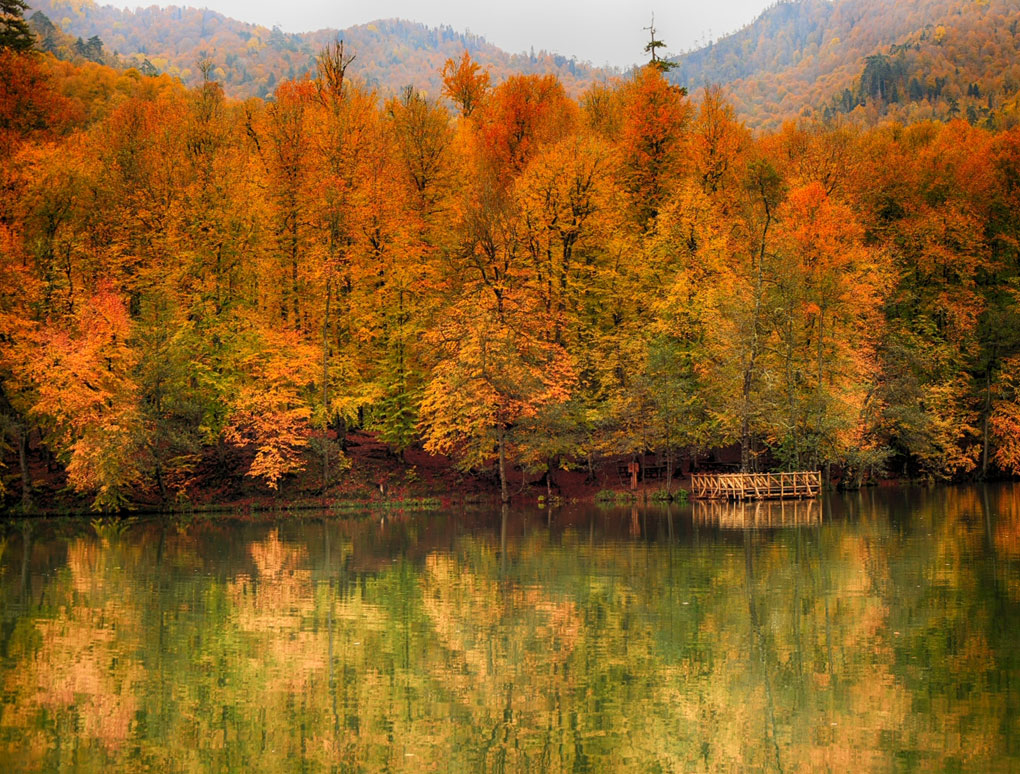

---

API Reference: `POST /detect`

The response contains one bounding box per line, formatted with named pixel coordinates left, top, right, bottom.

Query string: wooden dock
left=690, top=471, right=821, bottom=501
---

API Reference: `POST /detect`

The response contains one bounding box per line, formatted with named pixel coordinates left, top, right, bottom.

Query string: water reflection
left=692, top=497, right=821, bottom=528
left=0, top=486, right=1019, bottom=772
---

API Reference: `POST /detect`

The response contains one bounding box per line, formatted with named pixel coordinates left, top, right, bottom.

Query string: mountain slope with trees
left=669, top=0, right=1020, bottom=129
left=25, top=0, right=608, bottom=99
left=25, top=0, right=1020, bottom=131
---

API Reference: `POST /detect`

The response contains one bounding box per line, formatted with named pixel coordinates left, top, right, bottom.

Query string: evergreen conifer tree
left=644, top=14, right=676, bottom=72
left=0, top=0, right=34, bottom=52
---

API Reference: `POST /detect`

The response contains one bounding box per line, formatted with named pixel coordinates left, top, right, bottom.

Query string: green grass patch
left=375, top=497, right=442, bottom=512
left=648, top=487, right=689, bottom=503
left=595, top=489, right=638, bottom=504
left=329, top=496, right=442, bottom=514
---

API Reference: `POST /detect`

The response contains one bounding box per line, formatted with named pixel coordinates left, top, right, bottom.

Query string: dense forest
left=3, top=0, right=1020, bottom=511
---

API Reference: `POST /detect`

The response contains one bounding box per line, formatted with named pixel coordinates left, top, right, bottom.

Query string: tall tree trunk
left=741, top=174, right=773, bottom=473
left=740, top=407, right=752, bottom=473
left=154, top=459, right=168, bottom=505
left=500, top=504, right=508, bottom=576
left=292, top=249, right=300, bottom=325
left=740, top=264, right=766, bottom=471
left=982, top=365, right=992, bottom=479
left=817, top=305, right=825, bottom=471
left=786, top=315, right=800, bottom=469
left=18, top=425, right=31, bottom=512
left=497, top=425, right=509, bottom=505
left=322, top=280, right=331, bottom=493
left=19, top=522, right=32, bottom=604
left=546, top=459, right=553, bottom=504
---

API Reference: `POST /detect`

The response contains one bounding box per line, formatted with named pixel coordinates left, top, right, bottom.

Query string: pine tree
left=643, top=15, right=676, bottom=73
left=0, top=0, right=34, bottom=52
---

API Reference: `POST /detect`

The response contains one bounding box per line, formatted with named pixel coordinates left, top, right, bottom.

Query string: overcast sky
left=101, top=1, right=775, bottom=69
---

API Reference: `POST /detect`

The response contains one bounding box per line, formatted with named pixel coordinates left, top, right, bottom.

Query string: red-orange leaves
left=222, top=326, right=316, bottom=490
left=0, top=50, right=78, bottom=159
left=26, top=287, right=143, bottom=509
left=441, top=51, right=490, bottom=118
left=617, top=65, right=692, bottom=227
left=475, top=74, right=576, bottom=186
left=781, top=181, right=867, bottom=282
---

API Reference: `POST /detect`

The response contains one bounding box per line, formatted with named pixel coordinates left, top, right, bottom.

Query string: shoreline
left=4, top=475, right=1012, bottom=521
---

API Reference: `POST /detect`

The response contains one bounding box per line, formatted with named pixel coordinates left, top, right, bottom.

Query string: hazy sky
left=102, top=1, right=775, bottom=69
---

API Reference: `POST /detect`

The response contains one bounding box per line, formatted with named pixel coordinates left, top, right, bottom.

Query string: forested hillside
left=671, top=0, right=1020, bottom=129
left=25, top=0, right=606, bottom=98
left=24, top=0, right=1020, bottom=130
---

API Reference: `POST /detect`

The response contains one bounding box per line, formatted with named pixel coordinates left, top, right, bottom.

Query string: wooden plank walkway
left=690, top=471, right=821, bottom=501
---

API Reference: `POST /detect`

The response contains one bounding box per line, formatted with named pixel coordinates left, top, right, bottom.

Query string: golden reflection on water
left=1, top=486, right=1019, bottom=772
left=692, top=497, right=822, bottom=528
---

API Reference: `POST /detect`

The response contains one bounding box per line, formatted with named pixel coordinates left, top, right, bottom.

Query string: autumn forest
left=3, top=1, right=1020, bottom=512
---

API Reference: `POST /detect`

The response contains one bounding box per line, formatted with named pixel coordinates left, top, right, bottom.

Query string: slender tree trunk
left=982, top=365, right=992, bottom=479
left=740, top=404, right=752, bottom=473
left=786, top=319, right=799, bottom=470
left=497, top=425, right=509, bottom=505
left=322, top=280, right=331, bottom=493
left=741, top=180, right=773, bottom=473
left=291, top=248, right=300, bottom=325
left=741, top=276, right=766, bottom=471
left=18, top=425, right=31, bottom=512
left=546, top=459, right=553, bottom=504
left=500, top=504, right=508, bottom=576
left=816, top=305, right=826, bottom=475
left=154, top=459, right=168, bottom=505
left=19, top=522, right=32, bottom=604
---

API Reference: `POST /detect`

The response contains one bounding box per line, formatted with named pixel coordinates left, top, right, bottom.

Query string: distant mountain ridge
left=26, top=0, right=611, bottom=99
left=24, top=0, right=1020, bottom=130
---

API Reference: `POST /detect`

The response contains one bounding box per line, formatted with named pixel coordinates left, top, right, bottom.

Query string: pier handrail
left=690, top=471, right=821, bottom=501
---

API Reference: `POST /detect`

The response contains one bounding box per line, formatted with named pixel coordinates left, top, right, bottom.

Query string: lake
left=2, top=485, right=1019, bottom=772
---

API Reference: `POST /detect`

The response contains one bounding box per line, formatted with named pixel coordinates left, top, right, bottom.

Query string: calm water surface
left=2, top=486, right=1020, bottom=772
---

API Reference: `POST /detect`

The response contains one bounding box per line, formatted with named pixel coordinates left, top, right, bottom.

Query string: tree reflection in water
left=1, top=485, right=1019, bottom=772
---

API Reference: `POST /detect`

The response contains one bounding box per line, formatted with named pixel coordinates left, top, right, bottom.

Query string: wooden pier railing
left=690, top=471, right=821, bottom=501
